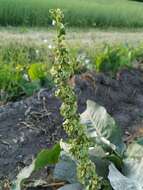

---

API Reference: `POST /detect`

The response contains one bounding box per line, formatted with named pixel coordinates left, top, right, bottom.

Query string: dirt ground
left=1, top=69, right=143, bottom=184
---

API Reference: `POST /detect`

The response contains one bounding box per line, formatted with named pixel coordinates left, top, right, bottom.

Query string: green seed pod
left=50, top=8, right=100, bottom=190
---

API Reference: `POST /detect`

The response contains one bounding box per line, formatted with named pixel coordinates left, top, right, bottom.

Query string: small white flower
left=23, top=74, right=29, bottom=81
left=35, top=49, right=39, bottom=55
left=48, top=44, right=52, bottom=49
left=43, top=39, right=48, bottom=43
left=52, top=20, right=56, bottom=26
left=85, top=59, right=90, bottom=64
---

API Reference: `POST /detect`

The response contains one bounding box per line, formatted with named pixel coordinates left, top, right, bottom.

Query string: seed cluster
left=50, top=9, right=100, bottom=190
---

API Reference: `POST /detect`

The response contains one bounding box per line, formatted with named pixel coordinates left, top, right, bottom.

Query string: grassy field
left=1, top=0, right=143, bottom=28
left=0, top=27, right=143, bottom=48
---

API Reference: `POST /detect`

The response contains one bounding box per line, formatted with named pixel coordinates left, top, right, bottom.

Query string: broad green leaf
left=12, top=144, right=61, bottom=190
left=106, top=153, right=123, bottom=170
left=28, top=63, right=46, bottom=81
left=80, top=100, right=125, bottom=154
left=35, top=143, right=61, bottom=170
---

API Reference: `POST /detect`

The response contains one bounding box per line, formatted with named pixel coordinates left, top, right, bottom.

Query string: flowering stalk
left=50, top=9, right=100, bottom=190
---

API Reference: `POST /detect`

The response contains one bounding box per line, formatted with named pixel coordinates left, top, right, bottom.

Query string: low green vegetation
left=13, top=11, right=143, bottom=189
left=1, top=40, right=143, bottom=102
left=0, top=43, right=53, bottom=102
left=1, top=0, right=143, bottom=28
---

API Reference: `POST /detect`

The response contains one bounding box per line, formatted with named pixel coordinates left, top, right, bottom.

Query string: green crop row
left=0, top=0, right=143, bottom=28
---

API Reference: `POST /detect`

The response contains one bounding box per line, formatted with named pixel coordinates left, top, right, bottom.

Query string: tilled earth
left=1, top=69, right=143, bottom=183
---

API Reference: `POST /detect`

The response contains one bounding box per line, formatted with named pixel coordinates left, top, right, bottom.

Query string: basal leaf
left=108, top=159, right=143, bottom=190
left=108, top=139, right=143, bottom=190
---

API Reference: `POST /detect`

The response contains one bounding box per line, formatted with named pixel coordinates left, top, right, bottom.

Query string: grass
left=1, top=27, right=143, bottom=47
left=0, top=0, right=143, bottom=28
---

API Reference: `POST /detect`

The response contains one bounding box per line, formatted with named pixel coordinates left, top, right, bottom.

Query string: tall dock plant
left=50, top=9, right=100, bottom=190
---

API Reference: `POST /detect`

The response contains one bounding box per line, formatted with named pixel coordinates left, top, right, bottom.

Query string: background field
left=0, top=28, right=143, bottom=102
left=0, top=0, right=143, bottom=102
left=1, top=0, right=143, bottom=28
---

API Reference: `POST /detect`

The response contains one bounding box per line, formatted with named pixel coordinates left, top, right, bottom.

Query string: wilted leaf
left=35, top=143, right=61, bottom=170
left=126, top=137, right=143, bottom=159
left=80, top=100, right=125, bottom=154
left=89, top=146, right=123, bottom=178
left=13, top=160, right=35, bottom=190
left=108, top=138, right=143, bottom=190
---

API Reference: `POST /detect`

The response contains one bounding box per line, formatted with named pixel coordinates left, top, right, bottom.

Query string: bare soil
left=1, top=69, right=143, bottom=184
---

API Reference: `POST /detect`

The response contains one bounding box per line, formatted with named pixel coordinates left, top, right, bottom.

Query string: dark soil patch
left=1, top=69, right=143, bottom=184
left=0, top=89, right=64, bottom=181
left=75, top=69, right=143, bottom=132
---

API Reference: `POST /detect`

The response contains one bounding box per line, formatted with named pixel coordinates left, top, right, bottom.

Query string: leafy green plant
left=28, top=62, right=54, bottom=87
left=95, top=45, right=133, bottom=74
left=13, top=8, right=143, bottom=190
left=49, top=9, right=100, bottom=190
left=0, top=63, right=41, bottom=101
left=35, top=144, right=61, bottom=170
left=0, top=43, right=53, bottom=102
left=80, top=100, right=143, bottom=190
left=1, top=36, right=143, bottom=102
left=13, top=144, right=61, bottom=190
